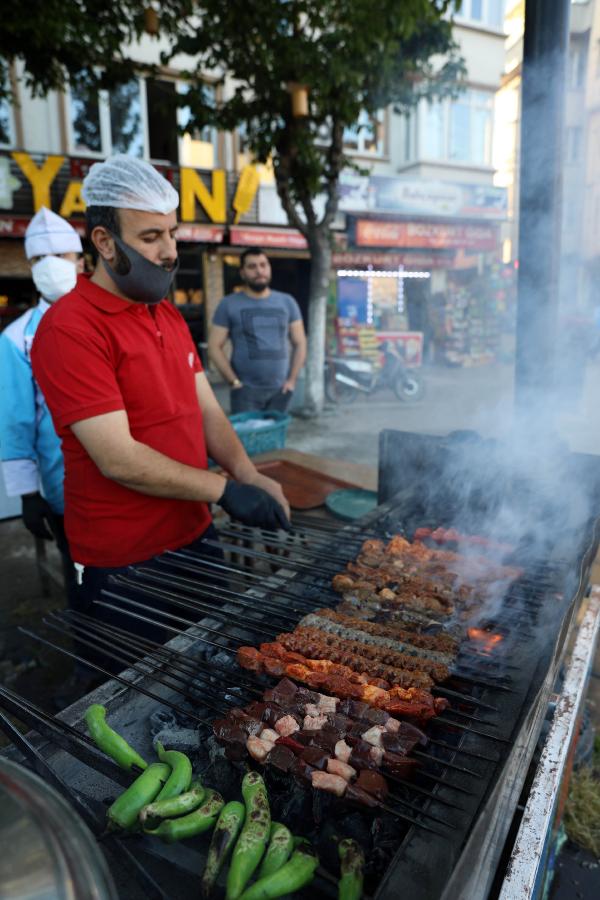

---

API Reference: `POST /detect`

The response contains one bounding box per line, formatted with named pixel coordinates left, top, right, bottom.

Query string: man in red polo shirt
left=31, top=156, right=289, bottom=638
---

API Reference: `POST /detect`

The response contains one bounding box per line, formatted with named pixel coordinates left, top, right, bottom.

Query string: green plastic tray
left=325, top=488, right=378, bottom=521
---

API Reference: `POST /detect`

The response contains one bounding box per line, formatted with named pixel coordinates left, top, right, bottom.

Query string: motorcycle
left=325, top=340, right=425, bottom=404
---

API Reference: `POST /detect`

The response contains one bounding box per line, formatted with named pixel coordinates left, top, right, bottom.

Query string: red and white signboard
left=332, top=251, right=452, bottom=270
left=355, top=219, right=498, bottom=252
left=230, top=226, right=308, bottom=250
left=176, top=224, right=225, bottom=243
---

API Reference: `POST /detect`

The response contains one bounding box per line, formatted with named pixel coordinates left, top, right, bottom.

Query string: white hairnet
left=25, top=207, right=83, bottom=259
left=82, top=155, right=179, bottom=214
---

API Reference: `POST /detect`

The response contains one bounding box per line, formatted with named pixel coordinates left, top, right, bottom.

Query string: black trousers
left=230, top=385, right=293, bottom=414
left=75, top=524, right=223, bottom=673
left=50, top=514, right=79, bottom=613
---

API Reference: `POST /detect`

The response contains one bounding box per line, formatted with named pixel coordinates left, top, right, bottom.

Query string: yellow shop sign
left=7, top=153, right=260, bottom=225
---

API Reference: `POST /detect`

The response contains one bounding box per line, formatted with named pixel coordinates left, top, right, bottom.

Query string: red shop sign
left=355, top=219, right=498, bottom=251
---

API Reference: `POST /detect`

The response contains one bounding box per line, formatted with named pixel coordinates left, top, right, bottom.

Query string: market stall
left=1, top=431, right=599, bottom=900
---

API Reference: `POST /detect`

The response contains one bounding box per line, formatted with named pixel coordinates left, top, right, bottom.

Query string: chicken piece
left=303, top=714, right=329, bottom=730
left=361, top=725, right=386, bottom=748
left=369, top=746, right=384, bottom=766
left=260, top=728, right=279, bottom=743
left=361, top=684, right=389, bottom=706
left=237, top=646, right=263, bottom=672
left=334, top=739, right=353, bottom=764
left=247, top=735, right=275, bottom=763
left=361, top=539, right=385, bottom=555
left=333, top=574, right=355, bottom=593
left=384, top=717, right=401, bottom=734
left=311, top=771, right=347, bottom=797
left=274, top=715, right=299, bottom=737
left=326, top=758, right=356, bottom=781
left=316, top=694, right=338, bottom=714
left=304, top=703, right=321, bottom=717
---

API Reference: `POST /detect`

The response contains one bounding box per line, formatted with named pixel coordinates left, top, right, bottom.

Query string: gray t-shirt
left=213, top=290, right=302, bottom=388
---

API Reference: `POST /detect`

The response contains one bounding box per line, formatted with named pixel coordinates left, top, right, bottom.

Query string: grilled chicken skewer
left=237, top=646, right=448, bottom=720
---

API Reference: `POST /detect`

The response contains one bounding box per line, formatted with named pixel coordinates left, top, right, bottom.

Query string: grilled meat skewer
left=298, top=613, right=454, bottom=665
left=236, top=647, right=448, bottom=719
left=313, top=608, right=459, bottom=655
left=264, top=637, right=434, bottom=690
left=286, top=626, right=451, bottom=682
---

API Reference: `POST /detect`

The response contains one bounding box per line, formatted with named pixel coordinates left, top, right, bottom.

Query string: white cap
left=82, top=154, right=179, bottom=214
left=24, top=207, right=83, bottom=260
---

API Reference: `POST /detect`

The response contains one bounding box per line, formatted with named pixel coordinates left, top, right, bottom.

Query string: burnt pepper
left=201, top=800, right=246, bottom=898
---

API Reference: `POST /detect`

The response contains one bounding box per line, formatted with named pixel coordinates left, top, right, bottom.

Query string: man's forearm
left=209, top=344, right=238, bottom=385
left=287, top=341, right=307, bottom=384
left=202, top=403, right=256, bottom=482
left=109, top=440, right=227, bottom=502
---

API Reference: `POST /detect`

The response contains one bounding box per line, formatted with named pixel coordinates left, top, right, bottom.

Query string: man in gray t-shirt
left=209, top=247, right=307, bottom=413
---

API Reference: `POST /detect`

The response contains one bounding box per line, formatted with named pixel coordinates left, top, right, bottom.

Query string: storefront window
left=109, top=80, right=144, bottom=157
left=69, top=84, right=102, bottom=154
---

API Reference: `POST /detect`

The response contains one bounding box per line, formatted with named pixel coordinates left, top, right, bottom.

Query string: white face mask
left=31, top=255, right=77, bottom=303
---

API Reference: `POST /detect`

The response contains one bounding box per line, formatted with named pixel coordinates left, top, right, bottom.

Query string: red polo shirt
left=31, top=274, right=212, bottom=567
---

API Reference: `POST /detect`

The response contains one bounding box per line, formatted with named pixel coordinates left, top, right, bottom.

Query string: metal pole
left=514, top=0, right=570, bottom=417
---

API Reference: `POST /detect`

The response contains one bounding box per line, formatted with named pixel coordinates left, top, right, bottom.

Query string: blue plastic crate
left=228, top=410, right=291, bottom=456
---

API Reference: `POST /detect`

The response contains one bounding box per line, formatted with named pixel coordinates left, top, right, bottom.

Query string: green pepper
left=338, top=838, right=365, bottom=900
left=226, top=771, right=271, bottom=900
left=140, top=779, right=205, bottom=829
left=107, top=762, right=171, bottom=831
left=239, top=844, right=319, bottom=900
left=201, top=800, right=246, bottom=898
left=257, top=822, right=293, bottom=879
left=154, top=740, right=193, bottom=801
left=85, top=704, right=148, bottom=772
left=146, top=789, right=224, bottom=843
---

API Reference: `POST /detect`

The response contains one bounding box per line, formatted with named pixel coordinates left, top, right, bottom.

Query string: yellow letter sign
left=180, top=169, right=226, bottom=223
left=12, top=152, right=65, bottom=211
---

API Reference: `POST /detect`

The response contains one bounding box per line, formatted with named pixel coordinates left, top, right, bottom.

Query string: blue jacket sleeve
left=0, top=331, right=38, bottom=467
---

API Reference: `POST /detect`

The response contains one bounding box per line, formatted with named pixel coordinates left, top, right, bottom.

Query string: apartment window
left=109, top=80, right=144, bottom=156
left=343, top=109, right=385, bottom=156
left=565, top=127, right=582, bottom=163
left=569, top=44, right=587, bottom=89
left=457, top=0, right=504, bottom=29
left=68, top=78, right=146, bottom=158
left=178, top=82, right=218, bottom=169
left=420, top=89, right=494, bottom=166
left=146, top=79, right=178, bottom=162
left=422, top=101, right=445, bottom=158
left=0, top=97, right=15, bottom=148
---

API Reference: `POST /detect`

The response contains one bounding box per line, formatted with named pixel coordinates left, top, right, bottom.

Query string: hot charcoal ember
left=261, top=637, right=434, bottom=690
left=237, top=647, right=448, bottom=719
left=284, top=626, right=451, bottom=683
left=298, top=613, right=454, bottom=665
left=312, top=607, right=459, bottom=655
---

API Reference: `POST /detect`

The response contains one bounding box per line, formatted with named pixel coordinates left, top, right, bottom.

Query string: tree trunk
left=302, top=229, right=332, bottom=416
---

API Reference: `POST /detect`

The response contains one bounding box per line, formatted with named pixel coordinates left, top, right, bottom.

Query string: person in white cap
left=31, top=156, right=290, bottom=659
left=0, top=207, right=83, bottom=553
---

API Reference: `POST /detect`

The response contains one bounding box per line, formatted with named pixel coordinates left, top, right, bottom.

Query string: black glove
left=21, top=492, right=55, bottom=540
left=217, top=480, right=290, bottom=532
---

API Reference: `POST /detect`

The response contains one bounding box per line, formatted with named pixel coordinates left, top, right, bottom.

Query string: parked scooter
left=325, top=340, right=425, bottom=403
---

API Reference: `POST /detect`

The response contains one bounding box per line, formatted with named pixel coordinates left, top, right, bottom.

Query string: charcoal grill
left=2, top=429, right=600, bottom=900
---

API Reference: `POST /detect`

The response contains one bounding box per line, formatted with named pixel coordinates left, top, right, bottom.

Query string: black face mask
left=102, top=233, right=179, bottom=304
